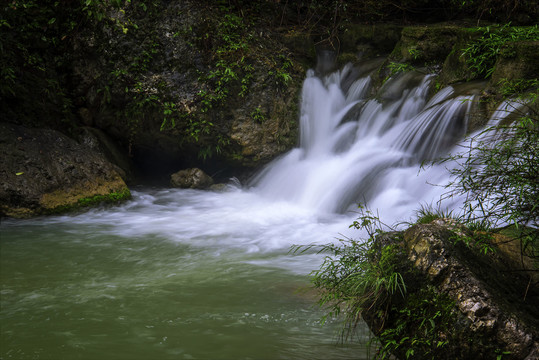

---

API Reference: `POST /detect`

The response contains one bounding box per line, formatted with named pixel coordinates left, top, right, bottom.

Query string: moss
left=77, top=187, right=132, bottom=207
left=491, top=41, right=539, bottom=86
left=388, top=26, right=460, bottom=65
left=39, top=176, right=131, bottom=215
left=42, top=188, right=131, bottom=215
left=339, top=24, right=403, bottom=57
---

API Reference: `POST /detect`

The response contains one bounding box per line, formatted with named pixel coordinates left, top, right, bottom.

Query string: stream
left=1, top=188, right=370, bottom=360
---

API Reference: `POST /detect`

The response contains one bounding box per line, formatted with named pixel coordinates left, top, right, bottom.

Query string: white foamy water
left=5, top=63, right=507, bottom=270
left=14, top=62, right=494, bottom=269
left=250, top=64, right=475, bottom=218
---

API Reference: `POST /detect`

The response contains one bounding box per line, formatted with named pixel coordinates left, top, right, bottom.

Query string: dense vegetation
left=2, top=0, right=537, bottom=131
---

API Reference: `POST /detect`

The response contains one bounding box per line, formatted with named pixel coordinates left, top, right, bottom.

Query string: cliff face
left=69, top=1, right=306, bottom=179
left=1, top=1, right=309, bottom=216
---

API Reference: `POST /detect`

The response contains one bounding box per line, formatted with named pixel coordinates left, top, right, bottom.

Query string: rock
left=209, top=183, right=228, bottom=192
left=362, top=221, right=539, bottom=359
left=389, top=25, right=460, bottom=65
left=440, top=29, right=478, bottom=85
left=339, top=24, right=403, bottom=60
left=0, top=123, right=130, bottom=218
left=491, top=40, right=539, bottom=85
left=170, top=168, right=214, bottom=189
left=78, top=126, right=136, bottom=183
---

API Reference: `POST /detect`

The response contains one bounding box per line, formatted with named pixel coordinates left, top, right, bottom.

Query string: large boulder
left=362, top=220, right=539, bottom=359
left=0, top=123, right=130, bottom=218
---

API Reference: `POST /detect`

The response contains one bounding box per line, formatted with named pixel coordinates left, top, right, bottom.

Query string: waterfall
left=250, top=63, right=477, bottom=219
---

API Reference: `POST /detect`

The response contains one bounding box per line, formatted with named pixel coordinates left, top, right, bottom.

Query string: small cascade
left=250, top=62, right=478, bottom=216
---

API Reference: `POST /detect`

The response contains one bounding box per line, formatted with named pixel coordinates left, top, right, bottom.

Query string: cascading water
left=250, top=63, right=474, bottom=218
left=1, top=62, right=498, bottom=360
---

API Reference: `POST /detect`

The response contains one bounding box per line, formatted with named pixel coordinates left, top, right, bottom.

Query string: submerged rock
left=170, top=168, right=214, bottom=189
left=0, top=123, right=130, bottom=218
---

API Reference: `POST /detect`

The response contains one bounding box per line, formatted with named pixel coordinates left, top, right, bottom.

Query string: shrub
left=461, top=24, right=539, bottom=79
left=439, top=99, right=538, bottom=257
left=292, top=207, right=404, bottom=336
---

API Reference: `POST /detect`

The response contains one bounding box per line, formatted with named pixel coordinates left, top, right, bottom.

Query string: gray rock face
left=0, top=123, right=130, bottom=218
left=405, top=222, right=538, bottom=358
left=170, top=168, right=214, bottom=189
left=363, top=221, right=539, bottom=359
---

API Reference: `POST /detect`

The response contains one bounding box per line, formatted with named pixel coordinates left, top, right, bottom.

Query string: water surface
left=1, top=188, right=371, bottom=360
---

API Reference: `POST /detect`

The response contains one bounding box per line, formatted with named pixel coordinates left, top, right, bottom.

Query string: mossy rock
left=363, top=221, right=539, bottom=359
left=491, top=40, right=539, bottom=86
left=0, top=123, right=131, bottom=218
left=340, top=23, right=403, bottom=59
left=389, top=26, right=459, bottom=64
left=43, top=184, right=131, bottom=215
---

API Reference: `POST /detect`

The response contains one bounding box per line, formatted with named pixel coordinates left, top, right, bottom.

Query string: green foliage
left=461, top=24, right=539, bottom=79
left=293, top=206, right=405, bottom=337
left=373, top=286, right=455, bottom=360
left=250, top=106, right=266, bottom=123
left=268, top=54, right=294, bottom=87
left=451, top=231, right=496, bottom=255
left=495, top=349, right=512, bottom=360
left=185, top=116, right=214, bottom=143
left=438, top=99, right=538, bottom=259
left=412, top=204, right=454, bottom=225
left=193, top=9, right=254, bottom=114
left=160, top=102, right=177, bottom=131
left=158, top=5, right=257, bottom=159
left=0, top=0, right=158, bottom=130
left=497, top=78, right=539, bottom=99
left=443, top=105, right=538, bottom=228
left=385, top=62, right=415, bottom=81
left=297, top=206, right=460, bottom=358
left=408, top=48, right=422, bottom=60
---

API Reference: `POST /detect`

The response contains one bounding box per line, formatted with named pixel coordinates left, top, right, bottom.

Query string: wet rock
left=0, top=123, right=130, bottom=218
left=78, top=126, right=136, bottom=183
left=209, top=183, right=229, bottom=192
left=170, top=168, right=214, bottom=189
